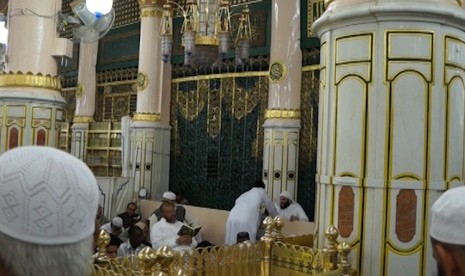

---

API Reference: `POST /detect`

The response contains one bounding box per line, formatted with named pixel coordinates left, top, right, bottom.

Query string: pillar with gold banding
left=313, top=0, right=465, bottom=274
left=131, top=0, right=171, bottom=200
left=263, top=0, right=302, bottom=202
left=0, top=0, right=72, bottom=153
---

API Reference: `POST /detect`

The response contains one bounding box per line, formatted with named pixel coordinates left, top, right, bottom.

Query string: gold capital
left=0, top=72, right=61, bottom=91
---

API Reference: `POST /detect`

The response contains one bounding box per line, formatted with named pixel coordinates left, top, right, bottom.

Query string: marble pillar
left=313, top=0, right=465, bottom=274
left=263, top=0, right=302, bottom=201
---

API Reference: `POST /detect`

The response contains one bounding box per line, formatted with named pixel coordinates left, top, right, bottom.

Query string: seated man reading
left=150, top=202, right=198, bottom=252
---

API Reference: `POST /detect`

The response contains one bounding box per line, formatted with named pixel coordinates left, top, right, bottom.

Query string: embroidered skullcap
left=430, top=186, right=465, bottom=245
left=163, top=191, right=176, bottom=201
left=112, top=217, right=123, bottom=228
left=0, top=146, right=99, bottom=245
left=279, top=191, right=293, bottom=202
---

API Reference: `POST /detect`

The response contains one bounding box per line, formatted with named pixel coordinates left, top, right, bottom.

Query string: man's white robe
left=225, top=187, right=278, bottom=245
left=274, top=202, right=309, bottom=222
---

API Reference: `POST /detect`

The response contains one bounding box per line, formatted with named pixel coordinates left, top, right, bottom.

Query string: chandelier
left=160, top=0, right=252, bottom=66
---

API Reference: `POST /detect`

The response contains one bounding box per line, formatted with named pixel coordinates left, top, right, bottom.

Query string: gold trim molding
left=265, top=109, right=301, bottom=119
left=73, top=116, right=94, bottom=123
left=140, top=7, right=163, bottom=18
left=133, top=112, right=161, bottom=122
left=0, top=72, right=61, bottom=91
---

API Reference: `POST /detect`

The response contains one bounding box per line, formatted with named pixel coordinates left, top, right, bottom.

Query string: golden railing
left=92, top=217, right=355, bottom=276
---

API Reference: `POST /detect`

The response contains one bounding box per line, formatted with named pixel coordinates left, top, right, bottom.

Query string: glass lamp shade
left=86, top=0, right=113, bottom=16
left=161, top=34, right=173, bottom=63
left=218, top=32, right=229, bottom=58
left=183, top=31, right=196, bottom=56
left=237, top=39, right=250, bottom=62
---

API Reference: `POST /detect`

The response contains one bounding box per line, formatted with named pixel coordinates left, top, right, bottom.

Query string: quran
left=177, top=224, right=201, bottom=237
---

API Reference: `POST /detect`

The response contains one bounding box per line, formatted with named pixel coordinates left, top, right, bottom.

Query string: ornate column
left=71, top=41, right=98, bottom=160
left=0, top=0, right=72, bottom=153
left=313, top=0, right=465, bottom=274
left=131, top=0, right=171, bottom=200
left=263, top=0, right=302, bottom=201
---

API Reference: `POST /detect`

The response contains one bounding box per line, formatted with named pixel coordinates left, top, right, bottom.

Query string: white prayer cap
left=112, top=217, right=123, bottom=228
left=280, top=191, right=293, bottom=202
left=163, top=191, right=176, bottom=201
left=0, top=146, right=99, bottom=245
left=430, top=186, right=465, bottom=245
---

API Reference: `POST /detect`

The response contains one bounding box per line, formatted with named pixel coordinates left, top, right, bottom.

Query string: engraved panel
left=445, top=37, right=465, bottom=68
left=395, top=189, right=417, bottom=242
left=335, top=77, right=366, bottom=177
left=391, top=72, right=427, bottom=179
left=36, top=129, right=47, bottom=146
left=338, top=186, right=354, bottom=238
left=8, top=127, right=19, bottom=150
left=336, top=35, right=372, bottom=63
left=447, top=78, right=465, bottom=181
left=388, top=32, right=433, bottom=60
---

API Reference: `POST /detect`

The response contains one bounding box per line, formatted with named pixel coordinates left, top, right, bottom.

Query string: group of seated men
left=99, top=189, right=310, bottom=259
left=99, top=191, right=208, bottom=258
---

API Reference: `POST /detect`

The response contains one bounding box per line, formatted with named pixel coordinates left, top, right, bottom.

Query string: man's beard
left=280, top=201, right=291, bottom=209
left=437, top=262, right=445, bottom=276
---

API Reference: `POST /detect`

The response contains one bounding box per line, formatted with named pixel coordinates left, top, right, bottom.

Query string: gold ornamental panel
left=136, top=72, right=148, bottom=91
left=73, top=116, right=94, bottom=123
left=76, top=82, right=84, bottom=98
left=0, top=72, right=61, bottom=91
left=133, top=112, right=161, bottom=122
left=265, top=109, right=301, bottom=119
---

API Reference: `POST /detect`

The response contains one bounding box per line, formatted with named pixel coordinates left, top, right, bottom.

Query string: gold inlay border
left=140, top=7, right=163, bottom=18
left=133, top=112, right=161, bottom=122
left=264, top=109, right=300, bottom=119
left=172, top=71, right=268, bottom=83
left=73, top=116, right=94, bottom=123
left=0, top=72, right=62, bottom=91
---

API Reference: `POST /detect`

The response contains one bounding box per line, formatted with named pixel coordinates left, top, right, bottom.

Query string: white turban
left=279, top=191, right=293, bottom=202
left=430, top=186, right=465, bottom=245
left=0, top=146, right=99, bottom=245
left=163, top=191, right=176, bottom=201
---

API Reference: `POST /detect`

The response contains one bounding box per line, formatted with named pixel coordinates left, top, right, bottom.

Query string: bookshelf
left=86, top=121, right=122, bottom=177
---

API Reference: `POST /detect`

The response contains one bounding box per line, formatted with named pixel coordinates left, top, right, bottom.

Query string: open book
left=177, top=224, right=201, bottom=237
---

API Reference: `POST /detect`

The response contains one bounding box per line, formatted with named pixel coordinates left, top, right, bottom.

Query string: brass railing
left=92, top=217, right=355, bottom=276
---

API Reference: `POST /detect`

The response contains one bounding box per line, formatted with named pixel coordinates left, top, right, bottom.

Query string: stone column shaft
left=131, top=0, right=171, bottom=201
left=263, top=0, right=302, bottom=201
left=71, top=41, right=98, bottom=160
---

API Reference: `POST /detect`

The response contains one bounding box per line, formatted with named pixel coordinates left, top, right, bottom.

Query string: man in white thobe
left=150, top=202, right=198, bottom=252
left=117, top=225, right=146, bottom=257
left=274, top=191, right=309, bottom=222
left=225, top=180, right=278, bottom=245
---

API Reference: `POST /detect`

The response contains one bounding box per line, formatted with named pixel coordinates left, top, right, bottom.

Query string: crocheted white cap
left=163, top=191, right=176, bottom=201
left=430, top=186, right=465, bottom=245
left=112, top=217, right=123, bottom=228
left=0, top=146, right=99, bottom=245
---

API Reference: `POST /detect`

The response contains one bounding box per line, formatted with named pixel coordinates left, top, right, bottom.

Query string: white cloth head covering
left=163, top=191, right=176, bottom=201
left=279, top=191, right=293, bottom=202
left=112, top=217, right=123, bottom=228
left=430, top=186, right=465, bottom=245
left=0, top=146, right=99, bottom=245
